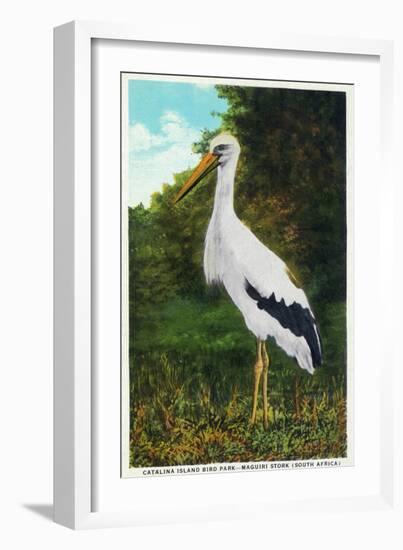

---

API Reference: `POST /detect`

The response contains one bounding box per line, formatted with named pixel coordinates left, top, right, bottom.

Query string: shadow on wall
left=23, top=503, right=53, bottom=522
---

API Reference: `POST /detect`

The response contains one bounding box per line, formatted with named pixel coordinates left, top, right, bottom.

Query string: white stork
left=174, top=133, right=322, bottom=429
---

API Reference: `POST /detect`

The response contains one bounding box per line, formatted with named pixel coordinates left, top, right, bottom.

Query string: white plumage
left=174, top=133, right=322, bottom=426
left=203, top=134, right=321, bottom=374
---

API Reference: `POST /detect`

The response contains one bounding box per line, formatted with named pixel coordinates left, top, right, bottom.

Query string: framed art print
left=120, top=73, right=353, bottom=478
left=54, top=21, right=396, bottom=529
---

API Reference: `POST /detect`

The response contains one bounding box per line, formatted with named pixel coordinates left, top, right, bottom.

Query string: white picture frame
left=54, top=20, right=395, bottom=529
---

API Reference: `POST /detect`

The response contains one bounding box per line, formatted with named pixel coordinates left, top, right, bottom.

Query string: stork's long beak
left=173, top=152, right=219, bottom=204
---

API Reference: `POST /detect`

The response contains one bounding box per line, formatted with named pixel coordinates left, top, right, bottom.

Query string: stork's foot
left=250, top=339, right=271, bottom=430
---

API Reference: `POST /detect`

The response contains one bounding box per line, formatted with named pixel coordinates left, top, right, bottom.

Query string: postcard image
left=121, top=73, right=353, bottom=477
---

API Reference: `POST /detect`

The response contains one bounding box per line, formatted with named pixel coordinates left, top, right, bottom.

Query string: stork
left=174, top=133, right=322, bottom=429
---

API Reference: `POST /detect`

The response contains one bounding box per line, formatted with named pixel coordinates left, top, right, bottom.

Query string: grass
left=129, top=354, right=347, bottom=468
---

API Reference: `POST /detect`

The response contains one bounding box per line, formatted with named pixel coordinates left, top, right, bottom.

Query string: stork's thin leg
left=250, top=339, right=263, bottom=426
left=262, top=342, right=270, bottom=430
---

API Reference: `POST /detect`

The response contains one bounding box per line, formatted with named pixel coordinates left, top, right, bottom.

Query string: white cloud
left=193, top=82, right=214, bottom=90
left=128, top=111, right=201, bottom=207
left=129, top=123, right=160, bottom=152
left=129, top=110, right=199, bottom=153
left=161, top=110, right=182, bottom=124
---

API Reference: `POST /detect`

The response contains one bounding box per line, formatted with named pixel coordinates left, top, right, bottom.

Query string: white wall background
left=0, top=0, right=402, bottom=547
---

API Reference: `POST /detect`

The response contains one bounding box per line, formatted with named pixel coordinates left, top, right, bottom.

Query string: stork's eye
left=214, top=144, right=231, bottom=154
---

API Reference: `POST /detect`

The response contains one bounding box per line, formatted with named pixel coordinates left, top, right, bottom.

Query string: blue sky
left=127, top=79, right=228, bottom=206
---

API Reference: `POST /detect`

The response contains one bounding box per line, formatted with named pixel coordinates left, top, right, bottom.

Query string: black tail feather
left=245, top=279, right=322, bottom=369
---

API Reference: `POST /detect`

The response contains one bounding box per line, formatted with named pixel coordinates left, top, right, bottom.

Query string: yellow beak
left=173, top=152, right=219, bottom=204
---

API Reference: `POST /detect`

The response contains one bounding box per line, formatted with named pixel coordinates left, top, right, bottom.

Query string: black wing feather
left=245, top=279, right=322, bottom=368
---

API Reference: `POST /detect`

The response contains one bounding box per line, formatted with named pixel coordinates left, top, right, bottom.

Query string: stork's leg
left=262, top=342, right=270, bottom=430
left=250, top=339, right=263, bottom=426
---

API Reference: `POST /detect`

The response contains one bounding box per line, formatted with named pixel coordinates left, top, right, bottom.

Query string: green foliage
left=215, top=85, right=347, bottom=302
left=192, top=127, right=222, bottom=155
left=129, top=84, right=348, bottom=467
left=130, top=354, right=347, bottom=467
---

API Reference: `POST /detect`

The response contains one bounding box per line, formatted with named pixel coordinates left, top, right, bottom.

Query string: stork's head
left=173, top=133, right=240, bottom=204
left=209, top=133, right=241, bottom=165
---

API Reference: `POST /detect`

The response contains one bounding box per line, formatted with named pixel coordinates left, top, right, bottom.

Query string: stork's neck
left=211, top=155, right=239, bottom=221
